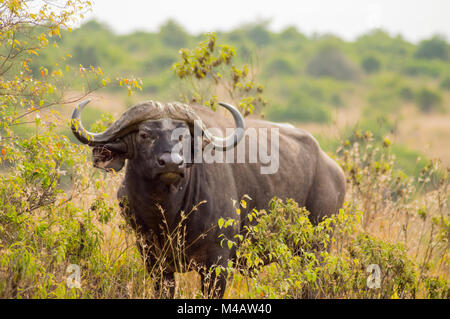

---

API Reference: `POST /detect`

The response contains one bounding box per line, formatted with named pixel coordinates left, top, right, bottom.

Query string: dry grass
left=2, top=90, right=448, bottom=299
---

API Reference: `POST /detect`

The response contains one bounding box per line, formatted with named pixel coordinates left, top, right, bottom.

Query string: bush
left=246, top=24, right=271, bottom=47
left=415, top=36, right=449, bottom=60
left=279, top=26, right=305, bottom=41
left=159, top=19, right=189, bottom=48
left=423, top=276, right=449, bottom=299
left=361, top=56, right=381, bottom=74
left=414, top=88, right=442, bottom=113
left=266, top=92, right=332, bottom=123
left=355, top=30, right=413, bottom=57
left=399, top=86, right=414, bottom=101
left=0, top=0, right=146, bottom=299
left=402, top=60, right=441, bottom=78
left=264, top=57, right=295, bottom=76
left=306, top=46, right=361, bottom=81
left=267, top=104, right=331, bottom=124
left=73, top=44, right=101, bottom=67
left=220, top=132, right=448, bottom=299
left=227, top=198, right=417, bottom=298
left=440, top=76, right=450, bottom=90
left=171, top=32, right=266, bottom=115
left=349, top=233, right=417, bottom=298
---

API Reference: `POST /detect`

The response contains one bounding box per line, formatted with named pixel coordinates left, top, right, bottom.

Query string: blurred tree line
left=15, top=17, right=450, bottom=176
left=34, top=20, right=450, bottom=122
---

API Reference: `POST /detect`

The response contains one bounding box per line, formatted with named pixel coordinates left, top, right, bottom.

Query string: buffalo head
left=71, top=100, right=245, bottom=185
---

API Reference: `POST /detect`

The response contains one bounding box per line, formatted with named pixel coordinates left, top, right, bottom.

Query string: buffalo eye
left=139, top=132, right=151, bottom=140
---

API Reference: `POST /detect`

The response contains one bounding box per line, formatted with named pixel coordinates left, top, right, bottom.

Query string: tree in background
left=361, top=55, right=381, bottom=74
left=160, top=19, right=188, bottom=48
left=415, top=35, right=449, bottom=60
left=306, top=45, right=361, bottom=81
left=415, top=87, right=442, bottom=113
left=172, top=32, right=266, bottom=116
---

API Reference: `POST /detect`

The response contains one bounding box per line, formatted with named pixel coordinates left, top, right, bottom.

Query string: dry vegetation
left=0, top=0, right=448, bottom=299
left=2, top=127, right=447, bottom=299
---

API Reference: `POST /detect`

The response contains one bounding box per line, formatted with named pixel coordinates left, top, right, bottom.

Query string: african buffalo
left=71, top=100, right=345, bottom=298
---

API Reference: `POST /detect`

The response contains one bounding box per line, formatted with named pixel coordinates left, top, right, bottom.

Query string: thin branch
left=11, top=88, right=99, bottom=123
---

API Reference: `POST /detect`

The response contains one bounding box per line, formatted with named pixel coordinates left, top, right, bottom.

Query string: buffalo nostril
left=157, top=155, right=167, bottom=167
left=158, top=158, right=165, bottom=166
left=157, top=153, right=184, bottom=168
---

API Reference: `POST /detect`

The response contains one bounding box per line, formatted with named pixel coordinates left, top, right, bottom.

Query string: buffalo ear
left=92, top=140, right=127, bottom=172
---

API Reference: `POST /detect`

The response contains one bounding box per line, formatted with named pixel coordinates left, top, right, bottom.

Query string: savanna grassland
left=0, top=0, right=448, bottom=299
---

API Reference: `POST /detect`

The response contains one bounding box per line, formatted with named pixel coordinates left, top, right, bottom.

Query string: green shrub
left=159, top=19, right=189, bottom=48
left=349, top=234, right=417, bottom=298
left=423, top=276, right=449, bottom=299
left=361, top=56, right=381, bottom=74
left=415, top=36, right=449, bottom=60
left=264, top=57, right=295, bottom=76
left=171, top=32, right=266, bottom=115
left=306, top=46, right=361, bottom=81
left=229, top=198, right=417, bottom=298
left=266, top=92, right=332, bottom=124
left=439, top=76, right=450, bottom=90
left=355, top=30, right=414, bottom=57
left=399, top=86, right=414, bottom=101
left=278, top=26, right=305, bottom=41
left=246, top=24, right=271, bottom=47
left=414, top=87, right=442, bottom=113
left=402, top=60, right=441, bottom=77
left=267, top=104, right=331, bottom=123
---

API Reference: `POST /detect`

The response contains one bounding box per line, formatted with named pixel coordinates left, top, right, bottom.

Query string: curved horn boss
left=71, top=100, right=245, bottom=150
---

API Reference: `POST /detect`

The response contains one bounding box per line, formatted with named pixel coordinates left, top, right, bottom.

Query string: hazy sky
left=85, top=0, right=450, bottom=42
